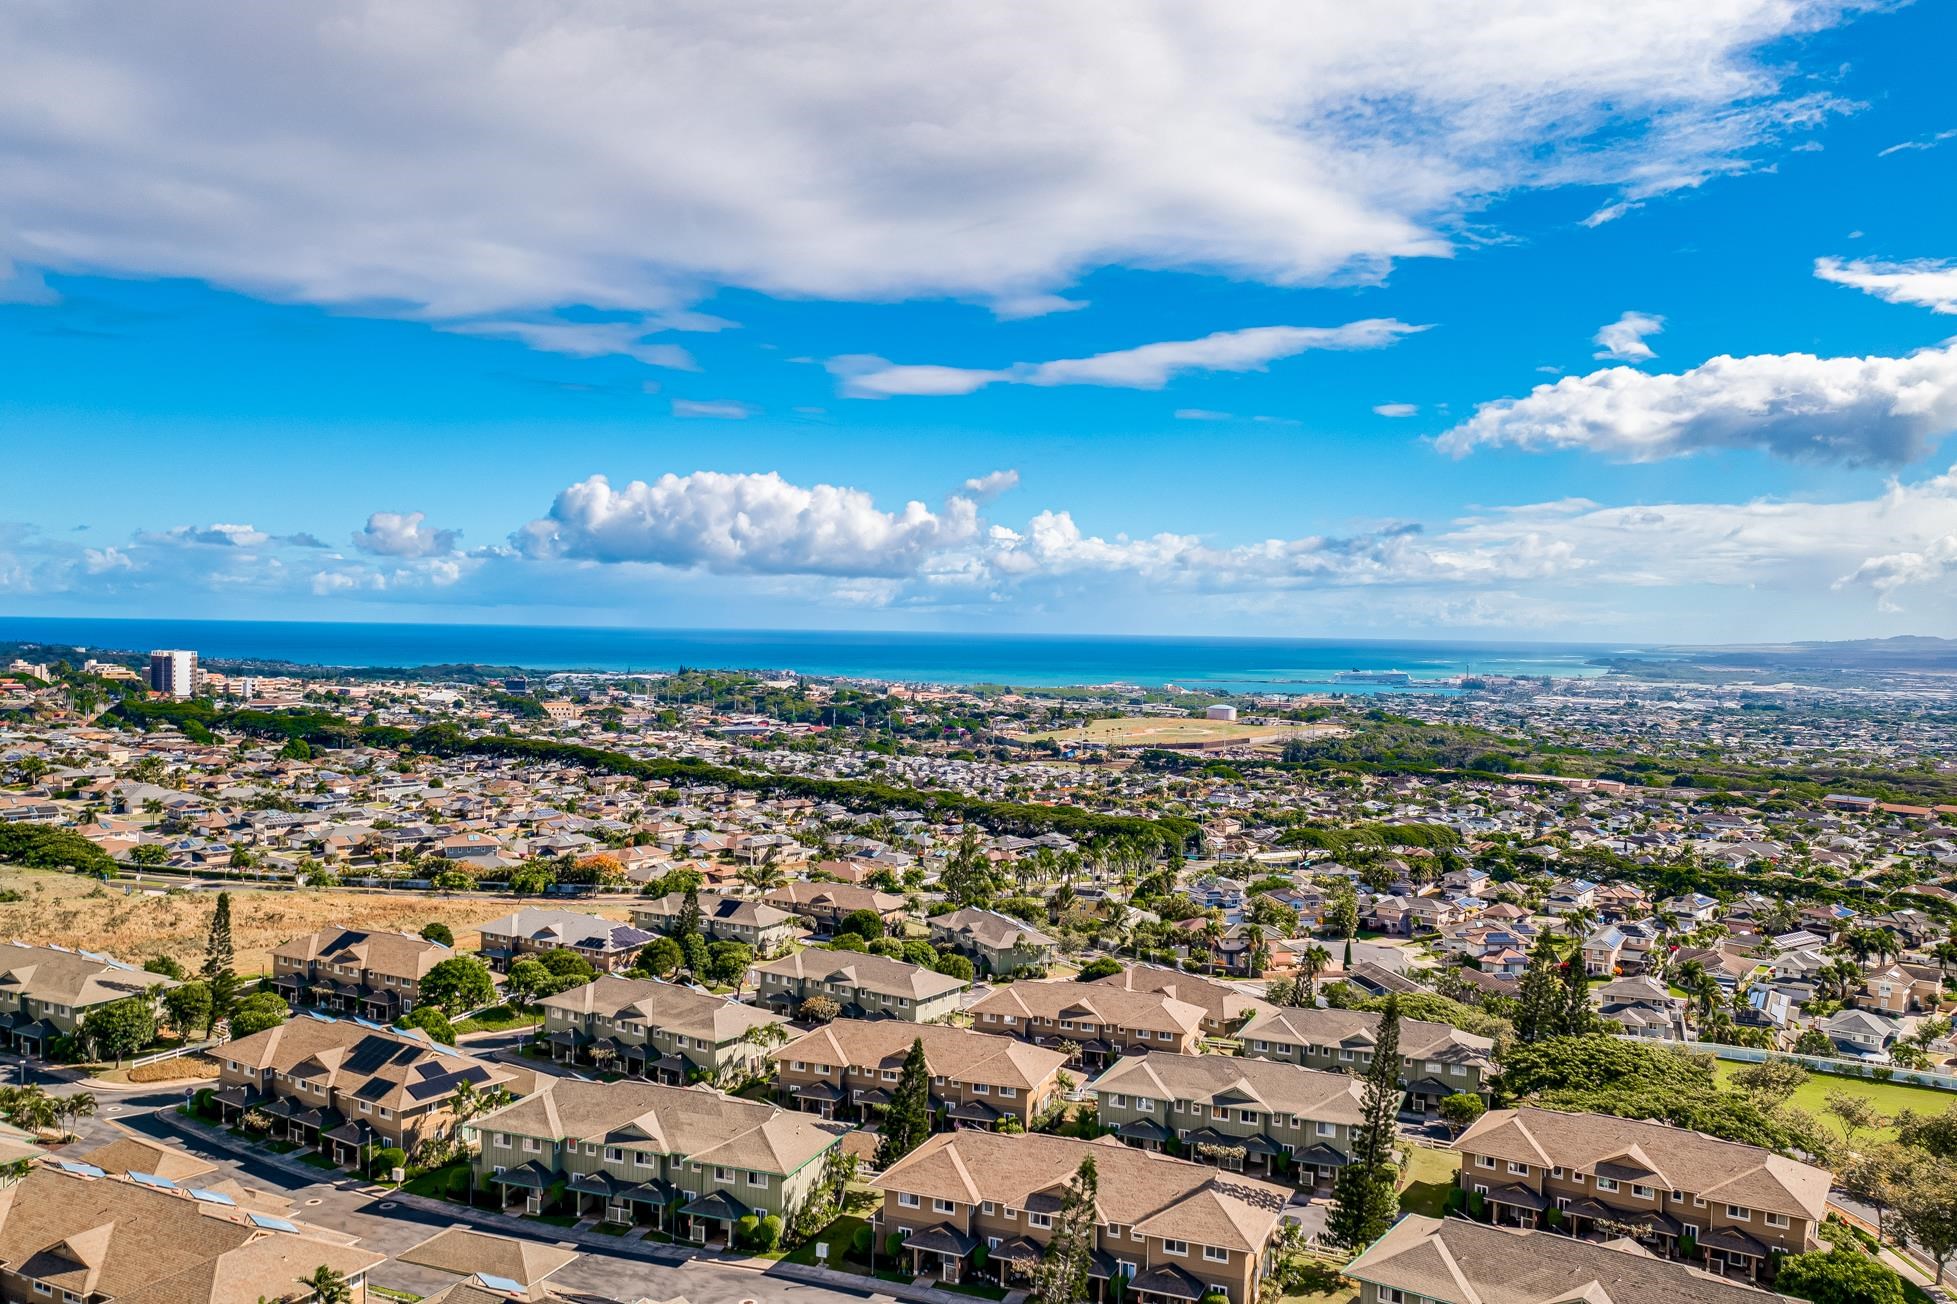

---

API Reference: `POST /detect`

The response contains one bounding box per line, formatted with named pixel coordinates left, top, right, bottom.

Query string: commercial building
left=146, top=649, right=199, bottom=698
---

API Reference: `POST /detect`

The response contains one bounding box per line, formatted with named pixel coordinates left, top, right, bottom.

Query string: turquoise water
left=0, top=616, right=1618, bottom=694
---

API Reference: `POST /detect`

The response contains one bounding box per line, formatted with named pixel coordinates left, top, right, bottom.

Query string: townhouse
left=1091, top=1051, right=1364, bottom=1188
left=877, top=1130, right=1292, bottom=1304
left=763, top=881, right=907, bottom=934
left=1236, top=1007, right=1494, bottom=1114
left=475, top=907, right=658, bottom=973
left=1455, top=1106, right=1829, bottom=1282
left=537, top=974, right=789, bottom=1083
left=929, top=907, right=1060, bottom=976
left=213, top=1014, right=526, bottom=1163
left=750, top=949, right=968, bottom=1023
left=1088, top=963, right=1269, bottom=1035
left=0, top=941, right=175, bottom=1057
left=1347, top=1215, right=1806, bottom=1304
left=270, top=927, right=450, bottom=1021
left=631, top=891, right=799, bottom=956
left=0, top=1165, right=385, bottom=1304
left=467, top=1078, right=844, bottom=1244
left=772, top=1018, right=1069, bottom=1129
left=968, top=981, right=1206, bottom=1068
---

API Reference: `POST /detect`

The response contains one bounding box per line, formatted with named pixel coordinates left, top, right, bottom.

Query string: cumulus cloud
left=671, top=399, right=754, bottom=419
left=962, top=470, right=1020, bottom=502
left=1591, top=310, right=1665, bottom=361
left=834, top=320, right=1425, bottom=398
left=513, top=472, right=982, bottom=577
left=1436, top=342, right=1957, bottom=466
left=1815, top=255, right=1957, bottom=314
left=1373, top=403, right=1419, bottom=418
left=141, top=523, right=272, bottom=548
left=352, top=510, right=461, bottom=558
left=1835, top=535, right=1957, bottom=612
left=442, top=319, right=698, bottom=369
left=0, top=3, right=1856, bottom=333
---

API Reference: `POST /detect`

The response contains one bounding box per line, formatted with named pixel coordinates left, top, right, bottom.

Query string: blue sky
left=3, top=1, right=1957, bottom=641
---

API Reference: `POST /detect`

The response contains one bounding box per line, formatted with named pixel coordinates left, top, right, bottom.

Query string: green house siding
left=475, top=1126, right=837, bottom=1222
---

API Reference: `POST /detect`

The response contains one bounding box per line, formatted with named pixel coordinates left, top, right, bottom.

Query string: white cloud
left=671, top=399, right=754, bottom=419
left=1815, top=255, right=1957, bottom=314
left=1878, top=128, right=1957, bottom=158
left=835, top=319, right=1425, bottom=398
left=141, top=522, right=272, bottom=548
left=442, top=319, right=698, bottom=369
left=1591, top=310, right=1665, bottom=361
left=1437, top=342, right=1957, bottom=466
left=513, top=472, right=982, bottom=577
left=1175, top=409, right=1232, bottom=421
left=0, top=3, right=1856, bottom=330
left=1372, top=402, right=1419, bottom=417
left=962, top=470, right=1020, bottom=502
left=352, top=510, right=460, bottom=558
left=990, top=294, right=1087, bottom=321
left=1835, top=535, right=1957, bottom=612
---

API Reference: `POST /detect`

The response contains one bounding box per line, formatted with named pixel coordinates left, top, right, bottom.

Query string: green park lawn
left=452, top=1004, right=536, bottom=1035
left=1398, top=1144, right=1460, bottom=1217
left=1712, top=1062, right=1954, bottom=1143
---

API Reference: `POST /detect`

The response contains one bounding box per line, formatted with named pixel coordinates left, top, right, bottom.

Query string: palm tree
left=297, top=1265, right=352, bottom=1304
left=1298, top=944, right=1331, bottom=1000
left=1199, top=916, right=1226, bottom=973
left=1243, top=924, right=1270, bottom=979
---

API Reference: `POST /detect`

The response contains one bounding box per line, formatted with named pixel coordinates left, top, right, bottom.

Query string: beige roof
left=633, top=893, right=795, bottom=930
left=970, top=980, right=1206, bottom=1036
left=0, top=941, right=176, bottom=1009
left=766, top=882, right=906, bottom=915
left=0, top=1167, right=382, bottom=1304
left=879, top=1131, right=1290, bottom=1253
left=398, top=1226, right=577, bottom=1287
left=221, top=1016, right=518, bottom=1113
left=537, top=975, right=788, bottom=1044
left=1239, top=1006, right=1495, bottom=1066
left=1090, top=1051, right=1365, bottom=1124
left=472, top=1078, right=843, bottom=1176
left=752, top=948, right=969, bottom=1001
left=932, top=907, right=1059, bottom=951
left=1091, top=965, right=1271, bottom=1026
left=1347, top=1215, right=1802, bottom=1304
left=271, top=927, right=450, bottom=981
left=1457, top=1107, right=1830, bottom=1221
left=74, top=1136, right=217, bottom=1184
left=775, top=1019, right=1070, bottom=1091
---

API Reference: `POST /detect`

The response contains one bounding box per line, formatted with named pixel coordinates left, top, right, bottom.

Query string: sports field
left=1027, top=718, right=1345, bottom=748
left=1712, top=1060, right=1955, bottom=1143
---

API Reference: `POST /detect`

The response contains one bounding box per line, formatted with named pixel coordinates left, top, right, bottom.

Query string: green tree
left=706, top=940, right=754, bottom=987
left=1076, top=957, right=1122, bottom=981
left=940, top=828, right=997, bottom=907
left=1897, top=1159, right=1957, bottom=1285
left=161, top=980, right=213, bottom=1039
left=676, top=883, right=704, bottom=938
left=505, top=958, right=555, bottom=1006
left=1322, top=885, right=1358, bottom=942
left=397, top=1006, right=456, bottom=1044
left=1774, top=1246, right=1905, bottom=1304
left=419, top=955, right=497, bottom=1014
left=836, top=908, right=885, bottom=941
left=201, top=892, right=239, bottom=1034
left=227, top=991, right=290, bottom=1038
left=144, top=955, right=187, bottom=980
left=639, top=935, right=684, bottom=978
left=1029, top=1154, right=1100, bottom=1304
left=297, top=1264, right=352, bottom=1304
left=1513, top=933, right=1563, bottom=1044
left=1438, top=1092, right=1486, bottom=1137
left=81, top=997, right=156, bottom=1065
left=419, top=922, right=454, bottom=947
left=130, top=843, right=168, bottom=867
left=800, top=994, right=840, bottom=1023
left=876, top=1038, right=933, bottom=1169
left=1328, top=995, right=1401, bottom=1249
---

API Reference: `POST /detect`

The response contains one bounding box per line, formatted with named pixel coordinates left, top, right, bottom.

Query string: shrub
left=370, top=1146, right=407, bottom=1178
left=850, top=1224, right=874, bottom=1260
left=886, top=1232, right=904, bottom=1260
left=736, top=1214, right=760, bottom=1247
left=757, top=1214, right=783, bottom=1251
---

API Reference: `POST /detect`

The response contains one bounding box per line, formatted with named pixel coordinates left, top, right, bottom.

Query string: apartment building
left=877, top=1130, right=1292, bottom=1304
left=0, top=1165, right=384, bottom=1304
left=0, top=941, right=176, bottom=1057
left=1455, top=1107, right=1829, bottom=1282
left=772, top=1019, right=1069, bottom=1129
left=764, top=881, right=907, bottom=933
left=475, top=907, right=658, bottom=973
left=270, top=927, right=450, bottom=1021
left=750, top=949, right=968, bottom=1023
left=1237, top=1006, right=1494, bottom=1113
left=929, top=907, right=1059, bottom=976
left=537, top=974, right=789, bottom=1083
left=1091, top=1051, right=1364, bottom=1188
left=969, top=980, right=1205, bottom=1068
left=214, top=1014, right=526, bottom=1164
left=467, top=1078, right=845, bottom=1244
left=1089, top=963, right=1270, bottom=1035
left=1347, top=1216, right=1805, bottom=1304
left=631, top=892, right=798, bottom=956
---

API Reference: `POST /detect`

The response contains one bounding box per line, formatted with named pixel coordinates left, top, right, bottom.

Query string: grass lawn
left=1712, top=1062, right=1955, bottom=1143
left=938, top=1281, right=1008, bottom=1300
left=593, top=1222, right=635, bottom=1236
left=401, top=1162, right=471, bottom=1200
left=299, top=1151, right=343, bottom=1171
left=1398, top=1145, right=1460, bottom=1218
left=786, top=1214, right=869, bottom=1270
left=453, top=1004, right=536, bottom=1036
left=264, top=1139, right=299, bottom=1155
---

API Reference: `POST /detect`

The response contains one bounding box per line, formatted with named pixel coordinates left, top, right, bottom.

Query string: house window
left=935, top=1198, right=956, bottom=1214
left=523, top=1138, right=540, bottom=1153
left=1317, top=1122, right=1336, bottom=1137
left=1239, top=1110, right=1257, bottom=1124
left=1137, top=1098, right=1154, bottom=1113
left=750, top=1172, right=771, bottom=1189
left=1727, top=1206, right=1749, bottom=1221
left=715, top=1166, right=735, bottom=1182
left=1550, top=1166, right=1563, bottom=1178
left=1507, top=1162, right=1528, bottom=1176
left=999, top=1087, right=1016, bottom=1098
left=32, top=1283, right=53, bottom=1297
left=974, top=1084, right=991, bottom=1095
left=1477, top=1156, right=1495, bottom=1169
left=1005, top=1207, right=1019, bottom=1219
left=1765, top=1213, right=1789, bottom=1229
left=898, top=1193, right=920, bottom=1208
left=1163, top=1240, right=1188, bottom=1257
left=982, top=1202, right=996, bottom=1215
left=1029, top=1213, right=1053, bottom=1230
left=1106, top=1223, right=1125, bottom=1239
left=1631, top=1185, right=1653, bottom=1200
left=1203, top=1246, right=1229, bottom=1263
left=636, top=1152, right=653, bottom=1167
left=1596, top=1178, right=1618, bottom=1193
left=495, top=1134, right=511, bottom=1148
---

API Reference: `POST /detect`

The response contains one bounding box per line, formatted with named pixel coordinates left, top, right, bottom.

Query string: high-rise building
left=147, top=649, right=199, bottom=698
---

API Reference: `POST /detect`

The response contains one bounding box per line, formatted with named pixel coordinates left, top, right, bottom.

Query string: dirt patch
left=0, top=866, right=632, bottom=976
left=127, top=1054, right=221, bottom=1083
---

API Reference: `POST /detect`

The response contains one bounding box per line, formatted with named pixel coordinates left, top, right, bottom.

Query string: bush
left=886, top=1232, right=904, bottom=1260
left=757, top=1214, right=783, bottom=1251
left=736, top=1214, right=760, bottom=1247
left=850, top=1224, right=874, bottom=1260
left=370, top=1146, right=408, bottom=1178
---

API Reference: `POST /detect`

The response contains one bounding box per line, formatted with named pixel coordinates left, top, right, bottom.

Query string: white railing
left=1647, top=1038, right=1957, bottom=1092
left=131, top=1038, right=218, bottom=1069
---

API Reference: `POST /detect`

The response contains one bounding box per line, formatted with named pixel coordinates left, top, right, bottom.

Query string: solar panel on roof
left=305, top=1010, right=337, bottom=1022
left=474, top=1274, right=525, bottom=1294
left=352, top=1016, right=382, bottom=1029
left=247, top=1213, right=299, bottom=1232
left=189, top=1188, right=236, bottom=1206
left=51, top=1160, right=105, bottom=1177
left=127, top=1170, right=179, bottom=1190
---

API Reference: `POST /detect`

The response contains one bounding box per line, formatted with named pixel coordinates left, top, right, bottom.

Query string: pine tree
left=1029, top=1154, right=1099, bottom=1304
left=1514, top=932, right=1562, bottom=1044
left=202, top=892, right=239, bottom=1035
left=676, top=884, right=703, bottom=939
left=1328, top=994, right=1403, bottom=1249
left=1559, top=946, right=1594, bottom=1037
left=876, top=1038, right=933, bottom=1169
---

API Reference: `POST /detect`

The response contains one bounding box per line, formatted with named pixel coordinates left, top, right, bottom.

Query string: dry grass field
left=1026, top=717, right=1345, bottom=749
left=0, top=865, right=633, bottom=976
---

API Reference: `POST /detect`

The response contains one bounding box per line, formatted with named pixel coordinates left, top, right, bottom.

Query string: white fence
left=130, top=1039, right=217, bottom=1069
left=1661, top=1038, right=1957, bottom=1093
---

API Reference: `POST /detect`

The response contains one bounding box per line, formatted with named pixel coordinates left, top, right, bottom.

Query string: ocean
left=0, top=616, right=1618, bottom=694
